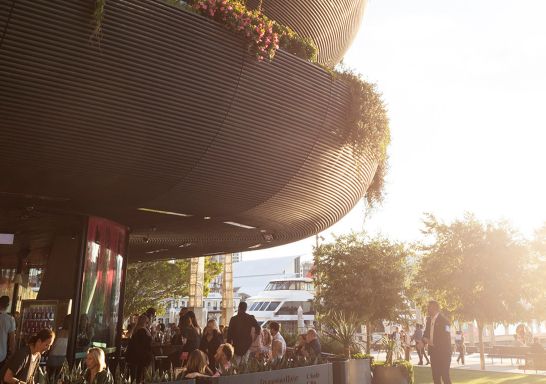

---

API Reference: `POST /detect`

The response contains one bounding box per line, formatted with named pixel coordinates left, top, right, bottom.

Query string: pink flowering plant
left=190, top=0, right=279, bottom=61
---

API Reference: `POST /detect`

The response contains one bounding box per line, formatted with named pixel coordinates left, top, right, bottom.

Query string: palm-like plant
left=322, top=311, right=363, bottom=359
left=380, top=336, right=404, bottom=366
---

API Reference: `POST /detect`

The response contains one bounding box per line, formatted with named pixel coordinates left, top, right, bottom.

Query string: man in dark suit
left=227, top=301, right=260, bottom=363
left=423, top=300, right=452, bottom=384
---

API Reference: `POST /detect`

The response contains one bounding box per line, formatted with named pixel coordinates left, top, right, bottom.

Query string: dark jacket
left=126, top=328, right=153, bottom=367
left=227, top=312, right=259, bottom=356
left=199, top=330, right=223, bottom=369
left=181, top=326, right=201, bottom=353
left=0, top=346, right=40, bottom=384
left=424, top=313, right=451, bottom=357
left=84, top=368, right=114, bottom=384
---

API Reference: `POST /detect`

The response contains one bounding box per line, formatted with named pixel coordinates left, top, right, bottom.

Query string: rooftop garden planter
left=195, top=363, right=332, bottom=384
left=331, top=357, right=372, bottom=384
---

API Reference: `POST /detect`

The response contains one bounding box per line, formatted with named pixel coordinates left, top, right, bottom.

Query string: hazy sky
left=245, top=0, right=546, bottom=260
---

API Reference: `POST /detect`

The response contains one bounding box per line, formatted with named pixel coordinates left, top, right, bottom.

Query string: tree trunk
left=366, top=321, right=372, bottom=354
left=344, top=346, right=351, bottom=359
left=477, top=320, right=485, bottom=370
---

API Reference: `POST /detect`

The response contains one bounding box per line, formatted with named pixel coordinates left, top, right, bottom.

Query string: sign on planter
left=197, top=363, right=332, bottom=384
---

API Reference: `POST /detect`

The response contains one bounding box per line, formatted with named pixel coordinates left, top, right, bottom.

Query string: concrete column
left=221, top=254, right=234, bottom=326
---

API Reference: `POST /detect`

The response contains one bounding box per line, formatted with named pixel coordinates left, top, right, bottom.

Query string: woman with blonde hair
left=182, top=350, right=211, bottom=379
left=261, top=328, right=273, bottom=357
left=84, top=348, right=113, bottom=384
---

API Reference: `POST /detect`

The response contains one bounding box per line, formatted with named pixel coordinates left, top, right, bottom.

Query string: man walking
left=227, top=302, right=259, bottom=363
left=423, top=300, right=452, bottom=384
left=0, top=296, right=16, bottom=370
left=412, top=323, right=430, bottom=365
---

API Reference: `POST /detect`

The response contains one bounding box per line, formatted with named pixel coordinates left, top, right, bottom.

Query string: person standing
left=199, top=319, right=223, bottom=371
left=227, top=302, right=259, bottom=364
left=0, top=296, right=16, bottom=371
left=423, top=301, right=452, bottom=384
left=126, top=315, right=153, bottom=383
left=455, top=331, right=465, bottom=365
left=412, top=323, right=430, bottom=365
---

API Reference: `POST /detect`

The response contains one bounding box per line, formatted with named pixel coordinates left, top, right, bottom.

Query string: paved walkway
left=371, top=351, right=546, bottom=376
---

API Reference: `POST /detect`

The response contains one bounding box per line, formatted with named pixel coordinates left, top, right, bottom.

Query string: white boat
left=245, top=277, right=315, bottom=334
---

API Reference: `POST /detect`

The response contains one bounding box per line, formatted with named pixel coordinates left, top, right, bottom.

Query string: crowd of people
left=124, top=301, right=322, bottom=381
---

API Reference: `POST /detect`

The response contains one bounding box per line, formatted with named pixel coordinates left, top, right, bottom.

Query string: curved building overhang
left=246, top=0, right=368, bottom=66
left=0, top=0, right=377, bottom=262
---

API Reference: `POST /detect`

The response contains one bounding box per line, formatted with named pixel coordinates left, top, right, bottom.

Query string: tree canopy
left=415, top=213, right=531, bottom=369
left=313, top=233, right=412, bottom=352
left=123, top=258, right=222, bottom=320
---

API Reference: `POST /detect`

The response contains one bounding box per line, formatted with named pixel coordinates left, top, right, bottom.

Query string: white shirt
left=0, top=310, right=16, bottom=361
left=429, top=313, right=440, bottom=346
left=273, top=332, right=286, bottom=357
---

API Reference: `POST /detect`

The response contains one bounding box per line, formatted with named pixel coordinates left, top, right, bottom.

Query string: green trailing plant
left=273, top=24, right=318, bottom=63
left=333, top=69, right=390, bottom=207
left=92, top=0, right=106, bottom=39
left=352, top=352, right=374, bottom=364
left=321, top=311, right=363, bottom=359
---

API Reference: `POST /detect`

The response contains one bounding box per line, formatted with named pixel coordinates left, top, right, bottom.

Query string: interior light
left=138, top=208, right=192, bottom=217
left=204, top=216, right=211, bottom=220
left=178, top=243, right=192, bottom=248
left=248, top=244, right=262, bottom=249
left=224, top=221, right=256, bottom=229
left=0, top=234, right=14, bottom=245
left=145, top=249, right=169, bottom=254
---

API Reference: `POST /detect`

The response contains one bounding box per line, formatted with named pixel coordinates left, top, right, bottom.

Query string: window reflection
left=79, top=217, right=126, bottom=351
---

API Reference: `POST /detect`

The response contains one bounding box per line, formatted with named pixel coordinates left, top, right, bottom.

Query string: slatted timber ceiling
left=0, top=0, right=377, bottom=262
left=246, top=0, right=367, bottom=66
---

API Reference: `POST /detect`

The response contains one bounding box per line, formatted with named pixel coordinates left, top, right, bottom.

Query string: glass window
left=249, top=302, right=260, bottom=311
left=258, top=302, right=270, bottom=311
left=276, top=300, right=314, bottom=315
left=265, top=301, right=280, bottom=311
left=265, top=283, right=272, bottom=291
left=79, top=217, right=127, bottom=351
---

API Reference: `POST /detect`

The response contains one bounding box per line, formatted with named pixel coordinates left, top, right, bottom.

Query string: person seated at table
left=294, top=334, right=307, bottom=358
left=84, top=347, right=113, bottom=384
left=213, top=343, right=234, bottom=375
left=2, top=329, right=55, bottom=384
left=181, top=350, right=211, bottom=379
left=305, top=329, right=321, bottom=359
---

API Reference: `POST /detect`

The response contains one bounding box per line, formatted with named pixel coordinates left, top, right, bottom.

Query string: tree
left=123, top=257, right=222, bottom=321
left=313, top=233, right=411, bottom=353
left=415, top=213, right=531, bottom=370
left=525, top=223, right=546, bottom=321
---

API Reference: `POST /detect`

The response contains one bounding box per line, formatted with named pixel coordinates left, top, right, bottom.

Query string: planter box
left=148, top=381, right=195, bottom=384
left=332, top=359, right=371, bottom=384
left=196, top=363, right=332, bottom=384
left=372, top=366, right=408, bottom=384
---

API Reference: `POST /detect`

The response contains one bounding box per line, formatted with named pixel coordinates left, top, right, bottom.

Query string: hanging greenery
left=333, top=69, right=391, bottom=207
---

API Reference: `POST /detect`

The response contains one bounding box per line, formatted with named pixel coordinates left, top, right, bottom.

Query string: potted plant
left=372, top=337, right=414, bottom=384
left=322, top=312, right=372, bottom=384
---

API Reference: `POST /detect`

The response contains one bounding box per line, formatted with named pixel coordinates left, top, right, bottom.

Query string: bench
left=486, top=346, right=529, bottom=365
left=523, top=353, right=546, bottom=373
